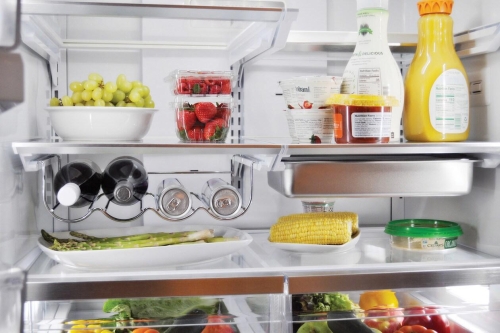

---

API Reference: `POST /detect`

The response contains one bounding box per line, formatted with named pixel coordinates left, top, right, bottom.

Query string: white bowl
left=46, top=107, right=158, bottom=141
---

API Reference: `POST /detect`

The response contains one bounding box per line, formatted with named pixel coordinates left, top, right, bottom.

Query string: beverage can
left=157, top=178, right=192, bottom=219
left=201, top=178, right=242, bottom=218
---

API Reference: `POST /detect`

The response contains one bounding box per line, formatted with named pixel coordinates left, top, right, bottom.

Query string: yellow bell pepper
left=359, top=290, right=399, bottom=310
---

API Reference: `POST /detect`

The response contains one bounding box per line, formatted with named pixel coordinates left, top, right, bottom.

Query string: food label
left=334, top=113, right=343, bottom=138
left=287, top=110, right=334, bottom=143
left=351, top=112, right=391, bottom=138
left=420, top=237, right=458, bottom=250
left=429, top=69, right=469, bottom=134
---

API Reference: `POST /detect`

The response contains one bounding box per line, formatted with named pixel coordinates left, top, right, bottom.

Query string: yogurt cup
left=280, top=76, right=342, bottom=109
left=285, top=109, right=334, bottom=144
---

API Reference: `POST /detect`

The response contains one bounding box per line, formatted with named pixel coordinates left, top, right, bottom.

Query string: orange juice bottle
left=403, top=0, right=469, bottom=142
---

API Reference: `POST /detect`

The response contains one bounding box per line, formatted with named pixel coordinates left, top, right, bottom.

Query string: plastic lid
left=57, top=183, right=81, bottom=206
left=417, top=0, right=454, bottom=15
left=384, top=219, right=463, bottom=238
left=326, top=94, right=400, bottom=107
left=357, top=0, right=388, bottom=10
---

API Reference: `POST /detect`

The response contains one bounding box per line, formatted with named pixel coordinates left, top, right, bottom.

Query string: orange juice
left=403, top=0, right=469, bottom=142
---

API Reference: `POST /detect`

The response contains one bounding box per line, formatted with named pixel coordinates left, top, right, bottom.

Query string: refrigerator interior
left=1, top=0, right=500, bottom=332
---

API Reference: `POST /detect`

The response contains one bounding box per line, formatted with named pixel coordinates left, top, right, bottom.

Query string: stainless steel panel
left=268, top=157, right=475, bottom=197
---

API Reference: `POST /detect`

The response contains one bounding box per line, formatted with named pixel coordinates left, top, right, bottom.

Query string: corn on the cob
left=269, top=212, right=357, bottom=245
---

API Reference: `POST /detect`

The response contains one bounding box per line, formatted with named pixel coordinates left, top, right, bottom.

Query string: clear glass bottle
left=403, top=0, right=469, bottom=142
left=101, top=156, right=148, bottom=206
left=54, top=160, right=102, bottom=207
left=341, top=0, right=404, bottom=142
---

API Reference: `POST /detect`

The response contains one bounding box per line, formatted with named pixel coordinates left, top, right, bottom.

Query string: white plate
left=46, top=107, right=158, bottom=141
left=38, top=225, right=252, bottom=269
left=267, top=231, right=360, bottom=253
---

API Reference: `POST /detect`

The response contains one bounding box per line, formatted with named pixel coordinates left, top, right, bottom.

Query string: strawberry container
left=174, top=96, right=233, bottom=142
left=168, top=70, right=233, bottom=96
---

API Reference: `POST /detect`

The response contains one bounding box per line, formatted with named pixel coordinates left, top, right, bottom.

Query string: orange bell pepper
left=395, top=325, right=437, bottom=333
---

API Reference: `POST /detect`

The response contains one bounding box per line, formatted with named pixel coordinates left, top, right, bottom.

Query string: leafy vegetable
left=292, top=293, right=359, bottom=313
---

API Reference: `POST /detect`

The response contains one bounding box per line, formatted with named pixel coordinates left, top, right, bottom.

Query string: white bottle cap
left=357, top=0, right=389, bottom=10
left=57, top=183, right=81, bottom=207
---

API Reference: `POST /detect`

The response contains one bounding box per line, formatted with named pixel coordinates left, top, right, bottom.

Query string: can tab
left=167, top=197, right=181, bottom=212
left=215, top=197, right=232, bottom=208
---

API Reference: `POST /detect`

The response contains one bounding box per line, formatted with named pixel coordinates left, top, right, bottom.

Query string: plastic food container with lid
left=167, top=70, right=233, bottom=96
left=174, top=96, right=232, bottom=142
left=327, top=94, right=399, bottom=144
left=384, top=219, right=463, bottom=251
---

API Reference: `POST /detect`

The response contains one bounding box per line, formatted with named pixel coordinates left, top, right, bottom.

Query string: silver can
left=157, top=178, right=192, bottom=219
left=201, top=178, right=242, bottom=218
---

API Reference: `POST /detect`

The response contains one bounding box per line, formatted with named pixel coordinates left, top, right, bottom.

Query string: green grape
left=144, top=95, right=152, bottom=103
left=142, top=86, right=150, bottom=98
left=88, top=73, right=103, bottom=84
left=145, top=99, right=155, bottom=108
left=126, top=102, right=136, bottom=107
left=85, top=100, right=95, bottom=106
left=61, top=96, right=73, bottom=106
left=75, top=103, right=85, bottom=106
left=116, top=101, right=127, bottom=107
left=105, top=102, right=114, bottom=107
left=118, top=80, right=133, bottom=93
left=81, top=90, right=92, bottom=102
left=104, top=81, right=117, bottom=93
left=116, top=74, right=127, bottom=85
left=102, top=90, right=113, bottom=102
left=69, top=81, right=84, bottom=92
left=135, top=98, right=145, bottom=107
left=71, top=92, right=83, bottom=104
left=94, top=99, right=105, bottom=107
left=83, top=80, right=98, bottom=91
left=132, top=81, right=143, bottom=88
left=128, top=88, right=142, bottom=102
left=92, top=87, right=103, bottom=101
left=49, top=97, right=60, bottom=106
left=112, top=90, right=126, bottom=104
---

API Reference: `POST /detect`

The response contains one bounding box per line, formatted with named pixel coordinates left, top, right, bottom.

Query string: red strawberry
left=310, top=135, right=321, bottom=144
left=221, top=80, right=231, bottom=94
left=176, top=109, right=197, bottom=131
left=192, top=82, right=208, bottom=94
left=287, top=104, right=295, bottom=109
left=194, top=102, right=217, bottom=123
left=215, top=103, right=231, bottom=121
left=303, top=100, right=313, bottom=109
left=209, top=84, right=222, bottom=94
left=204, top=118, right=228, bottom=141
left=187, top=127, right=204, bottom=141
left=176, top=82, right=190, bottom=94
left=205, top=78, right=216, bottom=85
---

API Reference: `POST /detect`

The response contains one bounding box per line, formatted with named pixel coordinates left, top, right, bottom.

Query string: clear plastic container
left=168, top=70, right=233, bottom=96
left=327, top=94, right=399, bottom=144
left=174, top=96, right=232, bottom=142
left=384, top=219, right=463, bottom=251
left=301, top=200, right=335, bottom=212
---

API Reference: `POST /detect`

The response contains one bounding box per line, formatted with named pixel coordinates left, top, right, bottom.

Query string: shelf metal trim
left=26, top=276, right=285, bottom=301
left=287, top=265, right=500, bottom=294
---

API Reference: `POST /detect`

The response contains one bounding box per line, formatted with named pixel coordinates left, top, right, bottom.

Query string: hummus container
left=385, top=219, right=463, bottom=251
left=280, top=76, right=342, bottom=109
left=285, top=109, right=334, bottom=144
left=327, top=94, right=399, bottom=144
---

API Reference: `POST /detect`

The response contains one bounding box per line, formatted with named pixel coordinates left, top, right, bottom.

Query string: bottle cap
left=357, top=0, right=388, bottom=10
left=417, top=0, right=454, bottom=15
left=57, top=183, right=81, bottom=207
left=114, top=182, right=133, bottom=203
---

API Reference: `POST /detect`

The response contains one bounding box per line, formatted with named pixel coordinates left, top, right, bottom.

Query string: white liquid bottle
left=340, top=0, right=404, bottom=142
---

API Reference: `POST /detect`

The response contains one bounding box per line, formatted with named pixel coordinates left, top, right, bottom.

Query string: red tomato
left=364, top=307, right=404, bottom=333
left=201, top=315, right=234, bottom=333
left=402, top=307, right=450, bottom=333
left=395, top=325, right=437, bottom=333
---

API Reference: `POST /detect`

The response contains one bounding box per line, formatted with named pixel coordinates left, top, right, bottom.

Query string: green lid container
left=385, top=219, right=463, bottom=238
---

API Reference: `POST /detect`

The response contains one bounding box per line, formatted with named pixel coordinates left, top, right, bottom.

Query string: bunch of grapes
left=49, top=73, right=155, bottom=108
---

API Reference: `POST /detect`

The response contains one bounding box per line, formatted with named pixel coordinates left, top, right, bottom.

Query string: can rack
left=37, top=155, right=255, bottom=223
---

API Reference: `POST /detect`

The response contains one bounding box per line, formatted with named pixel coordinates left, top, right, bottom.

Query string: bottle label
left=351, top=112, right=392, bottom=138
left=429, top=69, right=469, bottom=134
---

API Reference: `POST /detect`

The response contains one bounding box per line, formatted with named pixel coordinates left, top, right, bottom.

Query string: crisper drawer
left=268, top=155, right=476, bottom=197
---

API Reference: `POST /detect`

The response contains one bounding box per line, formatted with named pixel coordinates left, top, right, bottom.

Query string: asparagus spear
left=49, top=229, right=215, bottom=251
left=41, top=229, right=78, bottom=244
left=69, top=230, right=172, bottom=242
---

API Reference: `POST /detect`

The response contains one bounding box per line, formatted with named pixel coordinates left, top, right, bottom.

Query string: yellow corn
left=269, top=212, right=357, bottom=245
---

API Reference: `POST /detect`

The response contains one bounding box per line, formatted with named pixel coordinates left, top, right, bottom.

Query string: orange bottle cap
left=417, top=0, right=454, bottom=15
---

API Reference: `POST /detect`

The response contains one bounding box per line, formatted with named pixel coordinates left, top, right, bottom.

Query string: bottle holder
left=38, top=155, right=254, bottom=223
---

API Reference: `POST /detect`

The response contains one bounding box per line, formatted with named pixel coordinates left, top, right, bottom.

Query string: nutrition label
left=357, top=68, right=382, bottom=95
left=429, top=69, right=469, bottom=134
left=351, top=112, right=391, bottom=138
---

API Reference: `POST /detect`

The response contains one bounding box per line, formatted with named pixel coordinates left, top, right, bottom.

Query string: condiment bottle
left=341, top=0, right=404, bottom=142
left=403, top=0, right=469, bottom=142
